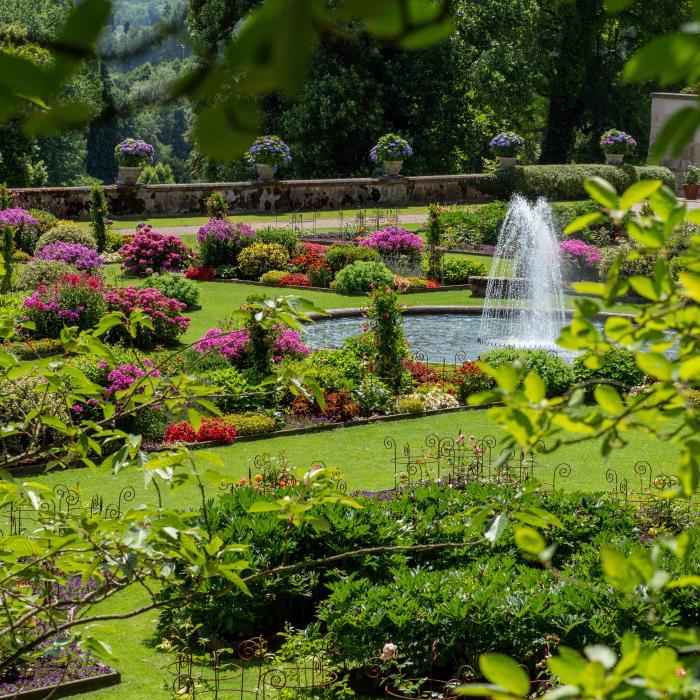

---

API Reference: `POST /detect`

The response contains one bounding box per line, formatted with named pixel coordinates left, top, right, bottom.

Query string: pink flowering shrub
left=0, top=207, right=39, bottom=253
left=194, top=326, right=309, bottom=365
left=34, top=241, right=104, bottom=271
left=197, top=219, right=255, bottom=266
left=559, top=239, right=603, bottom=279
left=22, top=274, right=106, bottom=338
left=106, top=359, right=161, bottom=394
left=359, top=226, right=424, bottom=259
left=119, top=227, right=193, bottom=275
left=105, top=286, right=190, bottom=347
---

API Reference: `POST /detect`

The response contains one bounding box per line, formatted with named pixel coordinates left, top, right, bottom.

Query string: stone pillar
left=649, top=92, right=700, bottom=182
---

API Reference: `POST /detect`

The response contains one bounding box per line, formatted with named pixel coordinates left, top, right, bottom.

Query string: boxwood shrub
left=334, top=260, right=393, bottom=294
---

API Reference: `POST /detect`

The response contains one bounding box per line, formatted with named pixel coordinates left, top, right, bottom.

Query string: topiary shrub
left=326, top=244, right=380, bottom=273
left=259, top=270, right=289, bottom=285
left=440, top=257, right=488, bottom=284
left=253, top=227, right=299, bottom=254
left=143, top=272, right=200, bottom=308
left=237, top=243, right=289, bottom=280
left=481, top=348, right=574, bottom=397
left=35, top=224, right=96, bottom=252
left=334, top=260, right=393, bottom=294
left=226, top=412, right=278, bottom=436
left=573, top=347, right=647, bottom=392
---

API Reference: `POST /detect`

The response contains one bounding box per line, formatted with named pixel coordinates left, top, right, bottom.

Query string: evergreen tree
left=85, top=61, right=120, bottom=184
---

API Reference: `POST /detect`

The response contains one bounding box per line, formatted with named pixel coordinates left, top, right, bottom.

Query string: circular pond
left=302, top=312, right=605, bottom=363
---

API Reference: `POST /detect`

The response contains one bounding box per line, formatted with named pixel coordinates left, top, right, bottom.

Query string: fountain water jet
left=478, top=195, right=566, bottom=349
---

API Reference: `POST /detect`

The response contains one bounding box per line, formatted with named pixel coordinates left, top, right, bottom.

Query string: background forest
left=0, top=0, right=694, bottom=187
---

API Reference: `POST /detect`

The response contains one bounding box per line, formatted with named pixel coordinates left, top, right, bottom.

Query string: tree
left=86, top=60, right=120, bottom=184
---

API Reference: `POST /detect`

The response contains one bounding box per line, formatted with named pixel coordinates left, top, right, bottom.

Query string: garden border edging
left=2, top=671, right=121, bottom=700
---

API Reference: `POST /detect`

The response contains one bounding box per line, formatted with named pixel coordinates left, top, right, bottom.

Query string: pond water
left=302, top=313, right=605, bottom=363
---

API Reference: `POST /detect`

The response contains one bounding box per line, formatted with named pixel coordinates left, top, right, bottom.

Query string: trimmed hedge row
left=471, top=164, right=676, bottom=201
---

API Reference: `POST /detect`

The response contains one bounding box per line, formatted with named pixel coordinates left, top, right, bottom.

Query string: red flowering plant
left=185, top=265, right=216, bottom=281
left=288, top=243, right=332, bottom=286
left=21, top=273, right=106, bottom=338
left=120, top=228, right=193, bottom=276
left=453, top=360, right=494, bottom=403
left=164, top=417, right=236, bottom=444
left=279, top=273, right=311, bottom=287
left=105, top=286, right=190, bottom=348
left=291, top=389, right=360, bottom=423
left=402, top=358, right=438, bottom=385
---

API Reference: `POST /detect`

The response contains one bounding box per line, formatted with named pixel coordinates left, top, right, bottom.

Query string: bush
left=352, top=377, right=392, bottom=415
left=573, top=347, right=647, bottom=391
left=359, top=226, right=424, bottom=259
left=440, top=201, right=509, bottom=248
left=120, top=227, right=193, bottom=275
left=22, top=273, right=106, bottom=338
left=205, top=191, right=227, bottom=219
left=598, top=241, right=656, bottom=282
left=164, top=417, right=237, bottom=444
left=225, top=412, right=277, bottom=436
left=334, top=260, right=393, bottom=294
left=253, top=227, right=299, bottom=254
left=559, top=240, right=603, bottom=280
left=143, top=272, right=200, bottom=308
left=326, top=244, right=380, bottom=273
left=33, top=242, right=104, bottom=271
left=0, top=208, right=40, bottom=253
left=454, top=361, right=494, bottom=402
left=105, top=286, right=190, bottom=347
left=137, top=163, right=175, bottom=184
left=28, top=209, right=57, bottom=236
left=197, top=219, right=255, bottom=266
left=205, top=367, right=262, bottom=412
left=279, top=273, right=311, bottom=287
left=259, top=270, right=289, bottom=285
left=291, top=388, right=360, bottom=422
left=481, top=348, right=575, bottom=397
left=237, top=243, right=289, bottom=280
left=35, top=224, right=96, bottom=252
left=15, top=260, right=79, bottom=290
left=440, top=257, right=488, bottom=284
left=394, top=396, right=426, bottom=413
left=408, top=387, right=459, bottom=410
left=298, top=348, right=366, bottom=393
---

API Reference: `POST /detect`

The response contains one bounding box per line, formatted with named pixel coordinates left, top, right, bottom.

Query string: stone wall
left=12, top=174, right=493, bottom=219
left=649, top=92, right=700, bottom=178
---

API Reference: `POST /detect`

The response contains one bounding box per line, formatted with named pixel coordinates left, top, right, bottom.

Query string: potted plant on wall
left=247, top=136, right=292, bottom=180
left=489, top=132, right=525, bottom=167
left=370, top=134, right=413, bottom=176
left=600, top=129, right=636, bottom=164
left=682, top=163, right=700, bottom=200
left=114, top=138, right=154, bottom=185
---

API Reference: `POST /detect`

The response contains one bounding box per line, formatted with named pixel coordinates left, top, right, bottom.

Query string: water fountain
left=478, top=195, right=566, bottom=349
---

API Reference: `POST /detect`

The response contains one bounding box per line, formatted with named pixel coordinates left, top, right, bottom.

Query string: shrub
left=366, top=286, right=408, bottom=393
left=143, top=272, right=200, bottom=308
left=226, top=413, right=277, bottom=436
left=298, top=348, right=366, bottom=393
left=205, top=191, right=227, bottom=219
left=33, top=242, right=104, bottom=271
left=204, top=367, right=268, bottom=412
left=409, top=387, right=459, bottom=410
left=481, top=348, right=575, bottom=397
left=185, top=265, right=216, bottom=281
left=259, top=270, right=289, bottom=285
left=253, top=227, right=299, bottom=254
left=402, top=359, right=438, bottom=385
left=0, top=208, right=40, bottom=253
left=291, top=389, right=360, bottom=422
left=164, top=417, right=237, bottom=444
left=35, top=223, right=97, bottom=252
left=370, top=133, right=413, bottom=163
left=237, top=243, right=289, bottom=279
left=106, top=360, right=161, bottom=394
left=440, top=201, right=509, bottom=248
left=334, top=260, right=393, bottom=294
left=440, top=257, right=488, bottom=284
left=105, top=286, right=190, bottom=347
left=394, top=396, right=425, bottom=413
left=288, top=245, right=332, bottom=285
left=120, top=228, right=193, bottom=275
left=89, top=185, right=109, bottom=252
left=326, top=244, right=380, bottom=273
left=454, top=361, right=494, bottom=402
left=137, top=163, right=175, bottom=184
left=215, top=265, right=238, bottom=279
left=352, top=377, right=392, bottom=415
left=559, top=239, right=603, bottom=280
left=28, top=209, right=57, bottom=235
left=573, top=347, right=647, bottom=391
left=279, top=273, right=311, bottom=287
left=197, top=219, right=255, bottom=266
left=359, top=226, right=424, bottom=259
left=598, top=241, right=656, bottom=282
left=14, top=260, right=80, bottom=290
left=22, top=273, right=106, bottom=338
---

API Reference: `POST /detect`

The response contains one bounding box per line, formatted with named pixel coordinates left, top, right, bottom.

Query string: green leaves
left=479, top=654, right=530, bottom=696
left=584, top=177, right=618, bottom=209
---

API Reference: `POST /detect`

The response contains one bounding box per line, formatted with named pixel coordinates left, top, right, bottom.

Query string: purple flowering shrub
left=559, top=239, right=603, bottom=279
left=107, top=359, right=161, bottom=394
left=194, top=326, right=309, bottom=365
left=370, top=134, right=413, bottom=163
left=22, top=274, right=106, bottom=338
left=197, top=219, right=255, bottom=266
left=34, top=241, right=104, bottom=271
left=105, top=286, right=190, bottom=347
left=114, top=137, right=154, bottom=167
left=359, top=226, right=424, bottom=259
left=247, top=135, right=292, bottom=168
left=600, top=129, right=637, bottom=155
left=119, top=227, right=193, bottom=275
left=489, top=132, right=525, bottom=157
left=0, top=207, right=39, bottom=253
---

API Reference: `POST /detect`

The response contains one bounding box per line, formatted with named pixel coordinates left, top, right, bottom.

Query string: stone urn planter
left=498, top=156, right=518, bottom=168
left=683, top=183, right=700, bottom=200
left=118, top=166, right=142, bottom=185
left=255, top=163, right=275, bottom=180
left=605, top=153, right=625, bottom=165
left=383, top=160, right=403, bottom=177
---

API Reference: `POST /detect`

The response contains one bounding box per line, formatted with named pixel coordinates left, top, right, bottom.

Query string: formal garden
left=1, top=1, right=700, bottom=699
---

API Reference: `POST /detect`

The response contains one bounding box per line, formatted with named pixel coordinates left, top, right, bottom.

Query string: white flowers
left=380, top=643, right=397, bottom=661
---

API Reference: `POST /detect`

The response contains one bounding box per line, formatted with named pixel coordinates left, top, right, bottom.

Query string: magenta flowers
left=0, top=207, right=39, bottom=252
left=119, top=228, right=193, bottom=275
left=197, top=219, right=255, bottom=266
left=34, top=242, right=104, bottom=271
left=559, top=239, right=602, bottom=278
left=107, top=359, right=161, bottom=394
left=194, top=326, right=309, bottom=365
left=359, top=226, right=424, bottom=259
